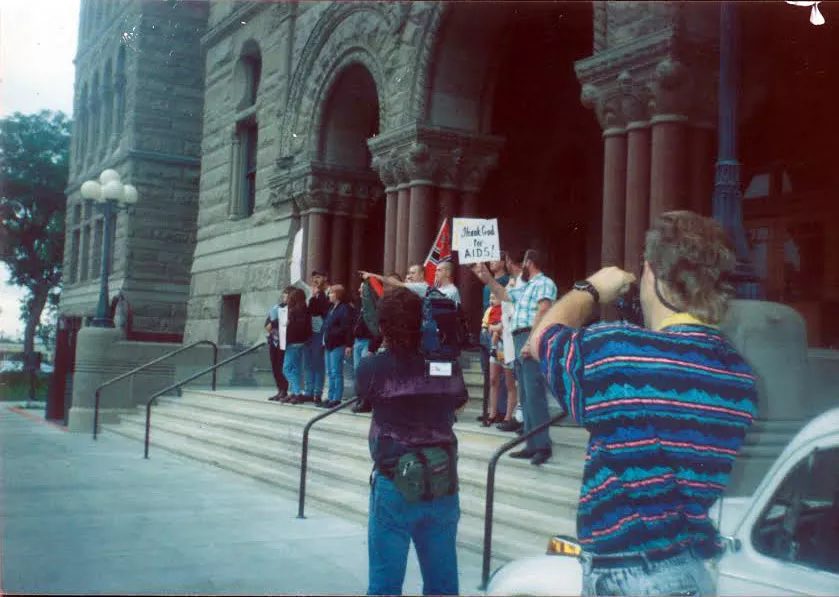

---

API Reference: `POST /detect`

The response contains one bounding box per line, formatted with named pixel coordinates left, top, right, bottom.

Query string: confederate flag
left=424, top=219, right=453, bottom=286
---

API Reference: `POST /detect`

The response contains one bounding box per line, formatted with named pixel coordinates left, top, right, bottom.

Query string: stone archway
left=403, top=2, right=602, bottom=290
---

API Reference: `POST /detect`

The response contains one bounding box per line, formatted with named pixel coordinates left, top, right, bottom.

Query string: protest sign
left=452, top=218, right=501, bottom=264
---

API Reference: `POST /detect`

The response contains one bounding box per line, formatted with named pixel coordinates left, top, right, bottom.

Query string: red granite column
left=438, top=187, right=458, bottom=227
left=408, top=184, right=434, bottom=267
left=395, top=187, right=410, bottom=276
left=624, top=123, right=651, bottom=274
left=350, top=214, right=365, bottom=284
left=300, top=212, right=310, bottom=277
left=689, top=125, right=715, bottom=217
left=306, top=210, right=329, bottom=276
left=601, top=128, right=627, bottom=267
left=383, top=191, right=398, bottom=273
left=329, top=212, right=349, bottom=285
left=650, top=117, right=688, bottom=223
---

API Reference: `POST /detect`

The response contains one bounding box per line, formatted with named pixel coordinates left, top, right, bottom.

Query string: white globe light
left=102, top=180, right=124, bottom=201
left=123, top=184, right=138, bottom=204
left=99, top=169, right=121, bottom=185
left=80, top=180, right=102, bottom=201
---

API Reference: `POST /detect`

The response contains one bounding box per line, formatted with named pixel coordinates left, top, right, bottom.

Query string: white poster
left=278, top=305, right=289, bottom=350
left=290, top=229, right=304, bottom=284
left=452, top=218, right=501, bottom=264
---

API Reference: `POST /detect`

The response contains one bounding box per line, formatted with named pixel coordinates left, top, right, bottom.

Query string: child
left=481, top=293, right=514, bottom=426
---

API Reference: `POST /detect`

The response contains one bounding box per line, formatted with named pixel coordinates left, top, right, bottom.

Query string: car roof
left=784, top=406, right=839, bottom=456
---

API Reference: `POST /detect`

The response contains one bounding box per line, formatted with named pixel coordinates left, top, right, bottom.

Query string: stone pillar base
left=66, top=326, right=124, bottom=434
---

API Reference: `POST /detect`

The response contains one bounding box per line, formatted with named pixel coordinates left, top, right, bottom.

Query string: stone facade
left=62, top=0, right=208, bottom=336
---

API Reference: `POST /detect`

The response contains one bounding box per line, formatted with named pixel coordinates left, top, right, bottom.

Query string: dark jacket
left=286, top=305, right=312, bottom=345
left=308, top=290, right=330, bottom=320
left=353, top=300, right=373, bottom=341
left=323, top=301, right=354, bottom=350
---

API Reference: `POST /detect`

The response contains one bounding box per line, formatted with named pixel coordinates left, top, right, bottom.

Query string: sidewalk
left=0, top=406, right=486, bottom=595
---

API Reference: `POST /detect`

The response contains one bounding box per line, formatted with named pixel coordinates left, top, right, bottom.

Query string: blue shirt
left=537, top=318, right=758, bottom=559
left=483, top=274, right=510, bottom=310
left=508, top=273, right=557, bottom=332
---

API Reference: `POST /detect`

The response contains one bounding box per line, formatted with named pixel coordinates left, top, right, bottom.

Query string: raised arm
left=470, top=263, right=511, bottom=302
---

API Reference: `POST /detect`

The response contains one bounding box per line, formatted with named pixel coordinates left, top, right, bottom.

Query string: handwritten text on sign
left=452, top=218, right=501, bottom=264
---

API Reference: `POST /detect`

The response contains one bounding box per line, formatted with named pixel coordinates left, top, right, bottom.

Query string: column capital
left=269, top=161, right=383, bottom=216
left=577, top=26, right=718, bottom=129
left=368, top=123, right=504, bottom=193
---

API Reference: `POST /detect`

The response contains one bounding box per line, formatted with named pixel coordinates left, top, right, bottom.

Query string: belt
left=582, top=545, right=691, bottom=570
left=512, top=327, right=532, bottom=337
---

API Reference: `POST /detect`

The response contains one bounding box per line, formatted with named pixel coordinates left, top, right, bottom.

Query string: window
left=218, top=295, right=240, bottom=345
left=229, top=43, right=262, bottom=219
left=752, top=447, right=839, bottom=574
left=80, top=224, right=90, bottom=281
left=92, top=218, right=104, bottom=278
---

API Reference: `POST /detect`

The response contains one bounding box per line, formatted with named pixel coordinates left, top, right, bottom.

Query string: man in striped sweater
left=530, top=211, right=759, bottom=596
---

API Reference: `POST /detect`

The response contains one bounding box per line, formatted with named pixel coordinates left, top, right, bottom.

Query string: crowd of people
left=264, top=210, right=760, bottom=596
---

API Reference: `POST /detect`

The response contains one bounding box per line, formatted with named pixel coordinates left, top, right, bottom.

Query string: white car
left=487, top=407, right=839, bottom=596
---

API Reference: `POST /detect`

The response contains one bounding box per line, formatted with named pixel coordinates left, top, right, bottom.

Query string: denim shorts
left=580, top=550, right=715, bottom=597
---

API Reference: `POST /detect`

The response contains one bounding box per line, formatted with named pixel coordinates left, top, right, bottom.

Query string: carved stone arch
left=308, top=48, right=386, bottom=161
left=278, top=2, right=398, bottom=162
left=407, top=2, right=447, bottom=122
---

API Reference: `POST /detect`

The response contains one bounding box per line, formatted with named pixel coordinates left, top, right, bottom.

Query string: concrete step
left=107, top=413, right=574, bottom=567
left=106, top=385, right=589, bottom=567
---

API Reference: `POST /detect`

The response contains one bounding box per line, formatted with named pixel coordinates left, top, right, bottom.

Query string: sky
left=0, top=0, right=80, bottom=339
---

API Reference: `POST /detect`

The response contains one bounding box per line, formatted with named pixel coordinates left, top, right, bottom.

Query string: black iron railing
left=480, top=411, right=568, bottom=590
left=143, top=341, right=266, bottom=459
left=93, top=340, right=218, bottom=440
left=297, top=396, right=361, bottom=519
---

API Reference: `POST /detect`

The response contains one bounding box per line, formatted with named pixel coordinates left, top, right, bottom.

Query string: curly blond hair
left=644, top=211, right=736, bottom=325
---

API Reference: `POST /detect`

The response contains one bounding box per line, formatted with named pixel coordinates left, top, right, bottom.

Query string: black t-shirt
left=355, top=350, right=469, bottom=471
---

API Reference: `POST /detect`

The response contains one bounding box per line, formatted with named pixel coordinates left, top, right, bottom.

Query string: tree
left=0, top=110, right=70, bottom=364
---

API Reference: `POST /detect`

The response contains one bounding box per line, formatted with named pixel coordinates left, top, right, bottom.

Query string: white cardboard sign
left=452, top=218, right=501, bottom=264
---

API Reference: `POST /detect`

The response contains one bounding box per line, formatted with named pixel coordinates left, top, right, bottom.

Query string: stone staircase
left=100, top=355, right=590, bottom=571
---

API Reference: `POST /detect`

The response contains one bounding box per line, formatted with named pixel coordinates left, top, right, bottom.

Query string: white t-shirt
left=501, top=277, right=518, bottom=364
left=437, top=283, right=461, bottom=305
left=278, top=305, right=289, bottom=350
left=404, top=282, right=431, bottom=297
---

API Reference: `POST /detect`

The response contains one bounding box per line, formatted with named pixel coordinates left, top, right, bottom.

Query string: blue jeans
left=303, top=331, right=325, bottom=398
left=513, top=332, right=551, bottom=452
left=353, top=338, right=371, bottom=372
left=368, top=474, right=460, bottom=596
left=282, top=343, right=305, bottom=396
left=581, top=551, right=715, bottom=596
left=325, top=346, right=345, bottom=402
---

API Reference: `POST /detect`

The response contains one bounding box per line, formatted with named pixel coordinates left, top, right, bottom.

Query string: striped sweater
left=537, top=319, right=758, bottom=559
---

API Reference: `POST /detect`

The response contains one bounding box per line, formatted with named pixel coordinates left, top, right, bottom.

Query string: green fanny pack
left=391, top=446, right=457, bottom=503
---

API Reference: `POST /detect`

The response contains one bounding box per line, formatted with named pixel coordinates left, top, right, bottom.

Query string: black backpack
left=421, top=288, right=470, bottom=359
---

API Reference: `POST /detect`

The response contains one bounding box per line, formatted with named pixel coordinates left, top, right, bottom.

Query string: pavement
left=0, top=404, right=487, bottom=595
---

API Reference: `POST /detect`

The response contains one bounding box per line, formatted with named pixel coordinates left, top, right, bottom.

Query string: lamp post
left=79, top=169, right=137, bottom=327
left=712, top=2, right=762, bottom=299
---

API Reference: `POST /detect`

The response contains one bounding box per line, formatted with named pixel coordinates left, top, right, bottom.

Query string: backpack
left=421, top=288, right=470, bottom=359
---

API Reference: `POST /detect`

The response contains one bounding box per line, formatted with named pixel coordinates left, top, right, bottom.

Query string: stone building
left=61, top=1, right=839, bottom=431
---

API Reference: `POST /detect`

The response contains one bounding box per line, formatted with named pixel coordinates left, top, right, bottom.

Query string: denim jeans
left=353, top=338, right=371, bottom=372
left=368, top=474, right=460, bottom=596
left=282, top=343, right=305, bottom=396
left=513, top=332, right=551, bottom=452
left=303, top=330, right=325, bottom=398
left=581, top=551, right=715, bottom=597
left=325, top=346, right=345, bottom=402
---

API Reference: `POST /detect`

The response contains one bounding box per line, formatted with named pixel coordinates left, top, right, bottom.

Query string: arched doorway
left=426, top=2, right=601, bottom=290
left=310, top=61, right=385, bottom=291
left=740, top=3, right=839, bottom=347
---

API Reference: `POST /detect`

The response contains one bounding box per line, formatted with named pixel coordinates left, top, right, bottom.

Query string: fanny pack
left=391, top=446, right=457, bottom=503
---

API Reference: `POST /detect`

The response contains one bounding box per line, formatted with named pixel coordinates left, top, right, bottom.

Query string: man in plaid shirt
left=473, top=249, right=557, bottom=465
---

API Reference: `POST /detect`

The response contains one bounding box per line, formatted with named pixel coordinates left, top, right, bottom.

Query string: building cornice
left=201, top=2, right=276, bottom=48
left=575, top=29, right=676, bottom=87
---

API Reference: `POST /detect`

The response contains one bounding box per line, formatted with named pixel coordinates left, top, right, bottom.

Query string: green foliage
left=0, top=110, right=71, bottom=354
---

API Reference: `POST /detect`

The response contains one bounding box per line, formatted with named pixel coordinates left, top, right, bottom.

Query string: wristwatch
left=573, top=280, right=600, bottom=304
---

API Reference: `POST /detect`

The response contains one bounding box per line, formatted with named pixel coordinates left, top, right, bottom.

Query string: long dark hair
left=287, top=287, right=307, bottom=310
left=378, top=287, right=422, bottom=354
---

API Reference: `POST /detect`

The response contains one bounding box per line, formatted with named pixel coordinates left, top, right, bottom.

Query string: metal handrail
left=93, top=340, right=218, bottom=440
left=297, top=396, right=361, bottom=519
left=480, top=411, right=568, bottom=590
left=143, top=341, right=267, bottom=459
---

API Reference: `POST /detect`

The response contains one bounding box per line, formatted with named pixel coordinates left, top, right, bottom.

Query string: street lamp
left=79, top=169, right=138, bottom=327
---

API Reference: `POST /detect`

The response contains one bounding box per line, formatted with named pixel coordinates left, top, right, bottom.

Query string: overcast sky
left=0, top=0, right=80, bottom=338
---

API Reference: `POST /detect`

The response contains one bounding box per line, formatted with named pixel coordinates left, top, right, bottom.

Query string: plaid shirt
left=508, top=273, right=557, bottom=332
